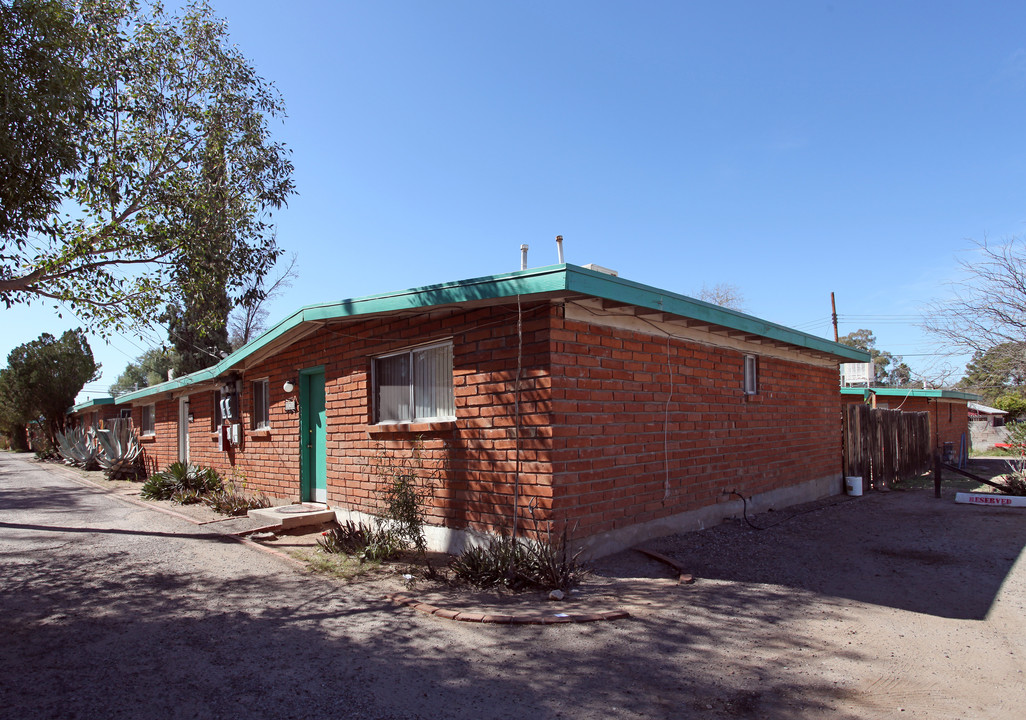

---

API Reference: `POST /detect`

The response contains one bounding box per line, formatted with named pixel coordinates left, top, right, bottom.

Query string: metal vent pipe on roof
left=520, top=244, right=529, bottom=270
left=556, top=235, right=564, bottom=263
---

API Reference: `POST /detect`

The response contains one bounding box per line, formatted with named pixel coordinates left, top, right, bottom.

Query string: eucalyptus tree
left=0, top=0, right=90, bottom=246
left=0, top=0, right=294, bottom=336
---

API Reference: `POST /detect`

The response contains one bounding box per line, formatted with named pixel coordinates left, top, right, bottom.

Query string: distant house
left=68, top=397, right=123, bottom=432
left=840, top=387, right=981, bottom=460
left=968, top=401, right=1008, bottom=427
left=106, top=264, right=868, bottom=556
left=968, top=401, right=1010, bottom=450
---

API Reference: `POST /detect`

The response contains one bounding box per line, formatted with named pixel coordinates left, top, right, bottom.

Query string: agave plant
left=141, top=462, right=222, bottom=503
left=55, top=427, right=100, bottom=470
left=96, top=418, right=143, bottom=479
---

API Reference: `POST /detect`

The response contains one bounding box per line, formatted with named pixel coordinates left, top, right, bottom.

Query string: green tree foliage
left=0, top=365, right=32, bottom=450
left=957, top=342, right=1026, bottom=407
left=0, top=0, right=90, bottom=245
left=0, top=0, right=294, bottom=335
left=0, top=329, right=99, bottom=445
left=889, top=361, right=912, bottom=387
left=838, top=328, right=910, bottom=386
left=995, top=393, right=1026, bottom=419
left=162, top=107, right=233, bottom=375
left=108, top=346, right=175, bottom=396
left=163, top=300, right=229, bottom=376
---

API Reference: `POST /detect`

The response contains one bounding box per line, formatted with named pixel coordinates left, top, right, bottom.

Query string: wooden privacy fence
left=842, top=404, right=931, bottom=488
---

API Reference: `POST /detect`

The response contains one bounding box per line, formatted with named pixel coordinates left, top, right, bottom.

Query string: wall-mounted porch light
left=283, top=379, right=296, bottom=394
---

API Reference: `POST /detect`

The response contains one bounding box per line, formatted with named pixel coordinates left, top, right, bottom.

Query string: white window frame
left=373, top=340, right=455, bottom=424
left=743, top=355, right=758, bottom=395
left=252, top=378, right=270, bottom=430
left=141, top=404, right=156, bottom=436
left=119, top=408, right=132, bottom=420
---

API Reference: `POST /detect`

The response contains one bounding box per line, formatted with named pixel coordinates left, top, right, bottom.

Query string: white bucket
left=845, top=476, right=864, bottom=497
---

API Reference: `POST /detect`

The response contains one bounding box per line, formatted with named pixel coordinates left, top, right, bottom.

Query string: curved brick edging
left=385, top=593, right=631, bottom=624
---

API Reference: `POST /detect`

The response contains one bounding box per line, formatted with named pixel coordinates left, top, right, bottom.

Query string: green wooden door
left=300, top=368, right=327, bottom=503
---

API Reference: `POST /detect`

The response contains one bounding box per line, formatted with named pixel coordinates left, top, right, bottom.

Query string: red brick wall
left=134, top=398, right=179, bottom=475
left=549, top=316, right=842, bottom=538
left=130, top=302, right=556, bottom=533
left=72, top=406, right=121, bottom=432
left=128, top=302, right=844, bottom=543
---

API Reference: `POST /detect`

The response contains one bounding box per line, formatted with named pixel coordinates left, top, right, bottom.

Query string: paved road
left=3, top=452, right=1026, bottom=719
left=3, top=452, right=646, bottom=720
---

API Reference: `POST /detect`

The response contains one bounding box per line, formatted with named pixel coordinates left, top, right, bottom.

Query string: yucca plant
left=96, top=419, right=143, bottom=479
left=55, top=427, right=100, bottom=470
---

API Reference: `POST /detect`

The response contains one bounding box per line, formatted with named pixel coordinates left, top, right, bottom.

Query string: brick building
left=68, top=397, right=124, bottom=431
left=113, top=264, right=868, bottom=556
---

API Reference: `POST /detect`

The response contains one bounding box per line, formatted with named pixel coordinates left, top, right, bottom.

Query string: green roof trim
left=116, top=264, right=870, bottom=404
left=69, top=397, right=115, bottom=414
left=840, top=387, right=983, bottom=402
left=562, top=265, right=870, bottom=361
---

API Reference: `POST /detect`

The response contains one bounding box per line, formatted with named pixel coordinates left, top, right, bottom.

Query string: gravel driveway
left=2, top=452, right=1024, bottom=719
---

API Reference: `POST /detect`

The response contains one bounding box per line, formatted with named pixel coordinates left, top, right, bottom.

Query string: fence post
left=933, top=451, right=942, bottom=499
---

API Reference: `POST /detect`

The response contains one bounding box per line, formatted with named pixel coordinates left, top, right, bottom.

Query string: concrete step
left=248, top=503, right=335, bottom=530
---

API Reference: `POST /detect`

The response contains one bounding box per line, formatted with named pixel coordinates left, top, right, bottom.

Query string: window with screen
left=374, top=341, right=455, bottom=423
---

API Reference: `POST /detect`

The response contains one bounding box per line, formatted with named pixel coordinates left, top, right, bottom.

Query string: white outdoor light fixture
left=283, top=379, right=295, bottom=394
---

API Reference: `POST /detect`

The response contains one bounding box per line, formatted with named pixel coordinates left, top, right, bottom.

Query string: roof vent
left=582, top=263, right=618, bottom=276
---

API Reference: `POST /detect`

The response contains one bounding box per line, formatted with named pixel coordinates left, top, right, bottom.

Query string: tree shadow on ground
left=616, top=487, right=1026, bottom=620
left=0, top=538, right=871, bottom=719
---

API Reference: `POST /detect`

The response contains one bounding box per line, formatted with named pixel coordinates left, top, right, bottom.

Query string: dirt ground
left=5, top=454, right=1026, bottom=718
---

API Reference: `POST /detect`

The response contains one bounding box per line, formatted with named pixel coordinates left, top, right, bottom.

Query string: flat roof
left=116, top=264, right=871, bottom=404
left=69, top=397, right=115, bottom=414
left=840, top=387, right=982, bottom=402
left=968, top=401, right=1007, bottom=414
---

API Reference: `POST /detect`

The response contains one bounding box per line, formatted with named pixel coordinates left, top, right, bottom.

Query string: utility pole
left=831, top=292, right=839, bottom=342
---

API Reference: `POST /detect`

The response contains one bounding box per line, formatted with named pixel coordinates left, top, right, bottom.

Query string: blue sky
left=5, top=1, right=1026, bottom=401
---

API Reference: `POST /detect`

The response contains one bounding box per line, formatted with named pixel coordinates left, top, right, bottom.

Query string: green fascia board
left=69, top=397, right=115, bottom=414
left=562, top=265, right=871, bottom=362
left=115, top=264, right=868, bottom=404
left=840, top=387, right=983, bottom=402
left=114, top=266, right=569, bottom=405
left=114, top=365, right=222, bottom=405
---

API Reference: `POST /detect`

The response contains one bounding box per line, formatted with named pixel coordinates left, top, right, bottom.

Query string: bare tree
left=228, top=251, right=299, bottom=349
left=923, top=237, right=1026, bottom=354
left=696, top=282, right=745, bottom=312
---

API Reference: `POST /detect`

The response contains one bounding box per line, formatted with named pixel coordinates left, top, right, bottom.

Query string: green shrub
left=141, top=462, right=222, bottom=503
left=381, top=472, right=427, bottom=553
left=139, top=472, right=177, bottom=500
